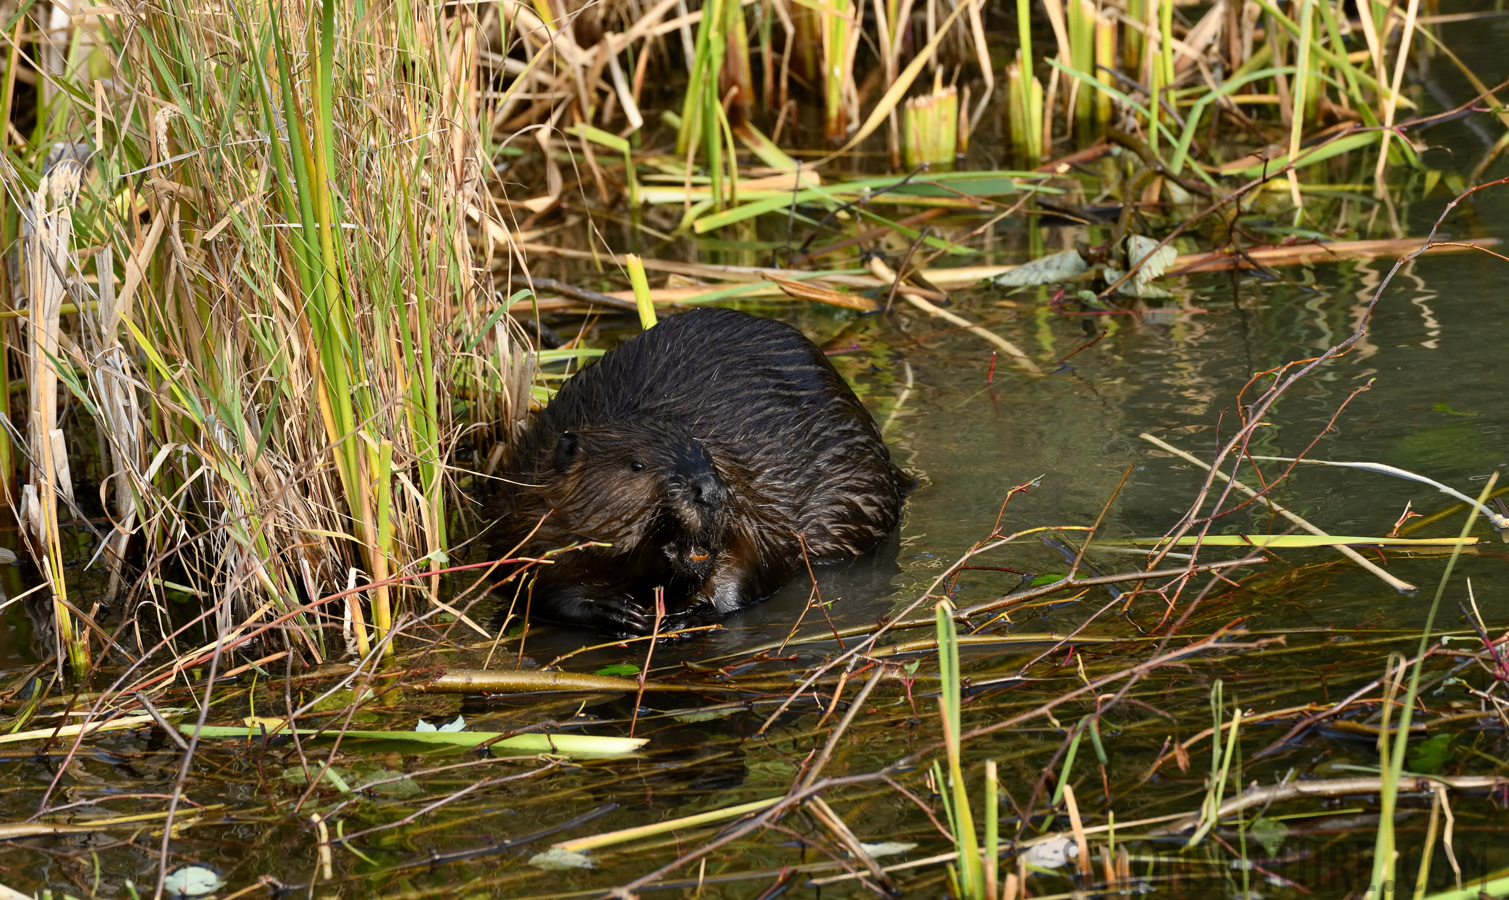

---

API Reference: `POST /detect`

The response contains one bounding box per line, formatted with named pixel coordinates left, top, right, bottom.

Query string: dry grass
left=2, top=1, right=531, bottom=671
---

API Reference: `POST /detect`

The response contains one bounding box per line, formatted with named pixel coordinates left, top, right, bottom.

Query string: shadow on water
left=474, top=528, right=909, bottom=669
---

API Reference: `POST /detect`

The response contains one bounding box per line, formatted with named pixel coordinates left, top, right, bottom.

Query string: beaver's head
left=545, top=422, right=729, bottom=580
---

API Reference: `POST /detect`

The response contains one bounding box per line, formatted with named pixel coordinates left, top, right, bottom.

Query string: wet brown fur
left=494, top=307, right=910, bottom=634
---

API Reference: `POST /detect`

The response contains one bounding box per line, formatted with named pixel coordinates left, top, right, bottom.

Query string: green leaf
left=890, top=175, right=1029, bottom=198
left=1076, top=289, right=1111, bottom=309
left=673, top=707, right=739, bottom=723
left=1432, top=403, right=1477, bottom=417
left=1407, top=733, right=1453, bottom=774
left=568, top=123, right=630, bottom=154
left=1249, top=816, right=1288, bottom=856
left=594, top=663, right=641, bottom=677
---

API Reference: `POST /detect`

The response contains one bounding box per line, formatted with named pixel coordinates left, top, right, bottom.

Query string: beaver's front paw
left=659, top=596, right=717, bottom=632
left=592, top=595, right=650, bottom=635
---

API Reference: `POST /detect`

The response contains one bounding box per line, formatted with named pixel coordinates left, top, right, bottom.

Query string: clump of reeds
left=1, top=0, right=528, bottom=672
left=448, top=0, right=1443, bottom=212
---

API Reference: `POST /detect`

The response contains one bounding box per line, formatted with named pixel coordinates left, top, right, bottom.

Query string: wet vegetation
left=1, top=0, right=1508, bottom=897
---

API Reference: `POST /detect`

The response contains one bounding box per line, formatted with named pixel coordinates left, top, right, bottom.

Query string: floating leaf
left=674, top=707, right=739, bottom=723
left=1408, top=733, right=1454, bottom=774
left=1249, top=816, right=1288, bottom=856
left=280, top=764, right=353, bottom=792
left=1023, top=835, right=1077, bottom=869
left=860, top=841, right=917, bottom=858
left=594, top=663, right=641, bottom=677
left=1076, top=289, right=1110, bottom=309
left=990, top=250, right=1088, bottom=287
left=530, top=848, right=595, bottom=870
left=162, top=865, right=222, bottom=897
left=308, top=689, right=374, bottom=714
left=1432, top=403, right=1477, bottom=417
left=364, top=773, right=424, bottom=799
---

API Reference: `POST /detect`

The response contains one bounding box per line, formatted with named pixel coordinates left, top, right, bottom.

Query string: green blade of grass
left=180, top=724, right=647, bottom=756
left=1130, top=535, right=1477, bottom=548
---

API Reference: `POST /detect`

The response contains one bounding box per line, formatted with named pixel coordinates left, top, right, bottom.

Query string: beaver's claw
left=593, top=594, right=651, bottom=635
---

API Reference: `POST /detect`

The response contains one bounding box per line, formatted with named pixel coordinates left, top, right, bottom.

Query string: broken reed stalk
left=902, top=78, right=958, bottom=169
left=91, top=244, right=140, bottom=607
left=23, top=163, right=87, bottom=673
left=1093, top=9, right=1115, bottom=131
left=1005, top=57, right=1044, bottom=161
left=1067, top=0, right=1094, bottom=136
left=1124, top=0, right=1145, bottom=73
left=722, top=0, right=754, bottom=122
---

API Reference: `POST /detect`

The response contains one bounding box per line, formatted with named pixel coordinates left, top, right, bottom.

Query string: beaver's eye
left=629, top=460, right=645, bottom=473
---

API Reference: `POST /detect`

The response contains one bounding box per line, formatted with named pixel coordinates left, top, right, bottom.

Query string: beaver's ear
left=552, top=431, right=580, bottom=473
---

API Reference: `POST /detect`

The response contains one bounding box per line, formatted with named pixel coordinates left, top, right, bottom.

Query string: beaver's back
left=534, top=308, right=906, bottom=554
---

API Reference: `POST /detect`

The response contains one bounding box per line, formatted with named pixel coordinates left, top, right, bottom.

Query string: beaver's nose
left=689, top=470, right=726, bottom=508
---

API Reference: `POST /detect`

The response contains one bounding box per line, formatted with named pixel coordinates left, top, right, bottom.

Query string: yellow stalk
left=626, top=254, right=657, bottom=330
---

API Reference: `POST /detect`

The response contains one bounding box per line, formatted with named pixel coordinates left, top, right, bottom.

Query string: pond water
left=6, top=99, right=1509, bottom=900
left=4, top=210, right=1505, bottom=897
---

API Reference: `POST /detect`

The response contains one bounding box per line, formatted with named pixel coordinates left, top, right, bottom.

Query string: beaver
left=493, top=307, right=909, bottom=634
